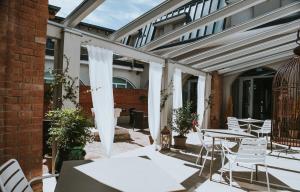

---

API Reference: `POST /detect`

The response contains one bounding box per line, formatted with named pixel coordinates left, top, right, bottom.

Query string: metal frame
left=203, top=42, right=297, bottom=72
left=164, top=2, right=300, bottom=58
left=192, top=33, right=296, bottom=69
left=220, top=51, right=294, bottom=75
left=63, top=0, right=105, bottom=28
left=141, top=0, right=266, bottom=51
left=183, top=19, right=300, bottom=65
left=109, top=0, right=191, bottom=41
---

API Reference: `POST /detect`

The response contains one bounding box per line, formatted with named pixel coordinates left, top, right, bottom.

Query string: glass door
left=239, top=78, right=253, bottom=118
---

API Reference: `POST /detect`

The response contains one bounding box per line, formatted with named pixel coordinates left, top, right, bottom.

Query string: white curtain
left=197, top=75, right=206, bottom=129
left=148, top=62, right=163, bottom=146
left=173, top=68, right=182, bottom=110
left=87, top=45, right=114, bottom=157
left=172, top=68, right=182, bottom=141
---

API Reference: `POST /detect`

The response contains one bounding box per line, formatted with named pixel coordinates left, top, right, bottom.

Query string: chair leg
left=250, top=165, right=254, bottom=183
left=196, top=146, right=203, bottom=165
left=265, top=165, right=270, bottom=192
left=229, top=163, right=233, bottom=188
left=199, top=150, right=209, bottom=176
left=220, top=152, right=225, bottom=181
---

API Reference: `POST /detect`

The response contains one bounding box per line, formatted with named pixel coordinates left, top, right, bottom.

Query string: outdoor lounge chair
left=251, top=119, right=271, bottom=140
left=220, top=138, right=270, bottom=191
left=227, top=117, right=247, bottom=132
left=0, top=159, right=58, bottom=192
left=195, top=127, right=223, bottom=176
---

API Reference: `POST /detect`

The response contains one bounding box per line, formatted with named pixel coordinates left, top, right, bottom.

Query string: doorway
left=233, top=68, right=275, bottom=119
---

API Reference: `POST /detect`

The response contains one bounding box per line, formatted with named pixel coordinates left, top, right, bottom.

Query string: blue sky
left=49, top=0, right=164, bottom=30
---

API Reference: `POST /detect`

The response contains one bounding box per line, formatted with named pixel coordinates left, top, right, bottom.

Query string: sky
left=49, top=0, right=165, bottom=30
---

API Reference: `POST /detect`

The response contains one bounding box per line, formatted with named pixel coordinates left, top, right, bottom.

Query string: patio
left=1, top=0, right=300, bottom=192
left=42, top=130, right=300, bottom=191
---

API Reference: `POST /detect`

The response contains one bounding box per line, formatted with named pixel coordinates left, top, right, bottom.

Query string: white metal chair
left=0, top=159, right=58, bottom=192
left=227, top=117, right=247, bottom=132
left=195, top=127, right=224, bottom=176
left=220, top=138, right=270, bottom=192
left=251, top=120, right=271, bottom=140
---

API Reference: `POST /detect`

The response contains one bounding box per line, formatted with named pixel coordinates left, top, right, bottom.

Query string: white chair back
left=227, top=117, right=241, bottom=131
left=236, top=138, right=267, bottom=164
left=261, top=120, right=271, bottom=133
left=195, top=127, right=210, bottom=149
left=0, top=159, right=33, bottom=192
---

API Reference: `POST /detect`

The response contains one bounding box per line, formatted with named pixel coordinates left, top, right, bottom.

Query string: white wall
left=80, top=64, right=90, bottom=85
left=113, top=68, right=142, bottom=88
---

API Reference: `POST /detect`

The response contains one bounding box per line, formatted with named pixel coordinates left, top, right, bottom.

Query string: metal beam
left=164, top=2, right=300, bottom=58
left=203, top=42, right=296, bottom=72
left=47, top=21, right=165, bottom=65
left=63, top=0, right=105, bottom=28
left=184, top=19, right=300, bottom=64
left=47, top=21, right=207, bottom=75
left=141, top=0, right=266, bottom=51
left=47, top=21, right=63, bottom=39
left=224, top=55, right=293, bottom=76
left=168, top=60, right=205, bottom=76
left=193, top=32, right=296, bottom=69
left=218, top=49, right=294, bottom=74
left=109, top=0, right=191, bottom=41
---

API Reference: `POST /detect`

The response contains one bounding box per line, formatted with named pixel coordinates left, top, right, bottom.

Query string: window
left=45, top=38, right=54, bottom=56
left=113, top=77, right=135, bottom=89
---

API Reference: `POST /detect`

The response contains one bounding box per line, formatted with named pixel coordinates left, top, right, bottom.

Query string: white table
left=238, top=118, right=264, bottom=132
left=204, top=129, right=256, bottom=180
left=75, top=157, right=185, bottom=192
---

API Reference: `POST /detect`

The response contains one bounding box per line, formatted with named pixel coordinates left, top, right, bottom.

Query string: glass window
left=45, top=38, right=55, bottom=56
left=202, top=0, right=211, bottom=17
left=113, top=77, right=135, bottom=89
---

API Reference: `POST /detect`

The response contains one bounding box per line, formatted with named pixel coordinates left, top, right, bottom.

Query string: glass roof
left=49, top=0, right=165, bottom=30
left=49, top=0, right=84, bottom=17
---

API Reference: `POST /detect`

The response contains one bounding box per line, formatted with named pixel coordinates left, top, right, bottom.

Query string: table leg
left=256, top=164, right=258, bottom=181
left=210, top=137, right=215, bottom=181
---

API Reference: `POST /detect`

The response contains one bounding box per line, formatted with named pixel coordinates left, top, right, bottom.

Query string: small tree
left=169, top=102, right=199, bottom=137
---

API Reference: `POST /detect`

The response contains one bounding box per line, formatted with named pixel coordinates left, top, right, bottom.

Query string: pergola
left=46, top=0, right=300, bottom=127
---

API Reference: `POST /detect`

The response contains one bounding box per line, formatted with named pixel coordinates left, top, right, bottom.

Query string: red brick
left=0, top=1, right=46, bottom=184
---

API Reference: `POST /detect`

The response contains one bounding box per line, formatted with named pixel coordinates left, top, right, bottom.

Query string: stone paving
left=84, top=128, right=151, bottom=159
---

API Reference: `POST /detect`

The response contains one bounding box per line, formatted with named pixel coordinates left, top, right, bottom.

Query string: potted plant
left=169, top=102, right=198, bottom=149
left=46, top=108, right=93, bottom=172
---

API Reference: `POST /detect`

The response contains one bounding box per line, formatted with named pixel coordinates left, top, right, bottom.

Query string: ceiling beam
left=193, top=33, right=296, bottom=69
left=168, top=60, right=205, bottom=76
left=47, top=21, right=165, bottom=65
left=203, top=42, right=296, bottom=72
left=47, top=20, right=62, bottom=39
left=141, top=0, right=266, bottom=51
left=63, top=0, right=105, bottom=28
left=223, top=52, right=293, bottom=76
left=183, top=19, right=300, bottom=64
left=164, top=2, right=300, bottom=58
left=109, top=0, right=191, bottom=41
left=218, top=49, right=294, bottom=74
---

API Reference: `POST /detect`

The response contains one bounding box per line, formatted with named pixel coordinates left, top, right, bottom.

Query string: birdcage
left=272, top=56, right=300, bottom=149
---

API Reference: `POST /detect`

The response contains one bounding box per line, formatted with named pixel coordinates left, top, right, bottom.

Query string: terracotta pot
left=173, top=136, right=187, bottom=149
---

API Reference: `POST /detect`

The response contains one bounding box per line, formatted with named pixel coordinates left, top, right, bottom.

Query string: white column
left=60, top=30, right=81, bottom=108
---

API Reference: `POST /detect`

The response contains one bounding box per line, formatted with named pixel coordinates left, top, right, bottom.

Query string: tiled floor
left=44, top=128, right=300, bottom=192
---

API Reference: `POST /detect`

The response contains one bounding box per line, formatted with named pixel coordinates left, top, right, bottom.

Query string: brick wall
left=79, top=86, right=148, bottom=117
left=0, top=0, right=48, bottom=184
